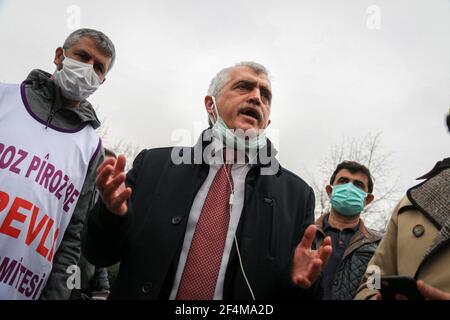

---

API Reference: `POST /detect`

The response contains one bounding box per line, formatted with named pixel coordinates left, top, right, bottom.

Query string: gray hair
left=207, top=61, right=270, bottom=98
left=63, top=28, right=116, bottom=72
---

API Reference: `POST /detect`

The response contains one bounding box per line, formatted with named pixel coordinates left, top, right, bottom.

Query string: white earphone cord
left=224, top=154, right=257, bottom=301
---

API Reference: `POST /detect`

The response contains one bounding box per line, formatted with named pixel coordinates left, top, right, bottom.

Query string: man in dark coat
left=83, top=62, right=332, bottom=300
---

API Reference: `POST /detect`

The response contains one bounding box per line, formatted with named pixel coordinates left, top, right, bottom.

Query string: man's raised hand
left=291, top=224, right=332, bottom=289
left=96, top=154, right=132, bottom=216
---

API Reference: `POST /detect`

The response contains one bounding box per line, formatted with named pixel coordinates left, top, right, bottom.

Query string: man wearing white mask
left=0, top=28, right=115, bottom=299
left=83, top=62, right=332, bottom=300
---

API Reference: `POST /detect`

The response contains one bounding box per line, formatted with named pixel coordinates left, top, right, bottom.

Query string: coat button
left=141, top=282, right=153, bottom=294
left=264, top=197, right=274, bottom=206
left=413, top=224, right=425, bottom=238
left=172, top=215, right=182, bottom=225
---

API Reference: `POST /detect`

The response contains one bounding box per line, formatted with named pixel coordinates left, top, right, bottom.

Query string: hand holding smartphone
left=379, top=275, right=424, bottom=300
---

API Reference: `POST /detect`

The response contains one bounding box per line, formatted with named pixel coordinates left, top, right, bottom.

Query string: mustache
left=237, top=104, right=265, bottom=123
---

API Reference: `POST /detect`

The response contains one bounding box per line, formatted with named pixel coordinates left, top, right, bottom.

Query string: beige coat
left=355, top=167, right=450, bottom=299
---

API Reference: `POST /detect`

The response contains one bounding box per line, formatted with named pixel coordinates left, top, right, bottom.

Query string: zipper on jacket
left=45, top=97, right=62, bottom=129
left=45, top=108, right=56, bottom=129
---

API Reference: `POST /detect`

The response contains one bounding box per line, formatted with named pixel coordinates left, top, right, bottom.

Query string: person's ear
left=365, top=193, right=374, bottom=206
left=54, top=47, right=64, bottom=70
left=325, top=185, right=333, bottom=198
left=204, top=96, right=214, bottom=116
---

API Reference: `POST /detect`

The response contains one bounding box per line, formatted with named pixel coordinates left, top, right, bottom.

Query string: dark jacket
left=23, top=70, right=104, bottom=299
left=316, top=213, right=382, bottom=300
left=83, top=132, right=320, bottom=300
left=77, top=190, right=110, bottom=295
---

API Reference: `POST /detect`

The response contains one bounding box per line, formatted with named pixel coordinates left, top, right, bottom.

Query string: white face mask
left=53, top=52, right=101, bottom=101
left=210, top=96, right=267, bottom=152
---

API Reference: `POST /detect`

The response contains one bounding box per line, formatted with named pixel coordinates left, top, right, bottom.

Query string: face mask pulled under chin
left=209, top=96, right=267, bottom=152
left=53, top=52, right=101, bottom=101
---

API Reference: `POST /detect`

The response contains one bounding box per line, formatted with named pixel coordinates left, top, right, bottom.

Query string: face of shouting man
left=205, top=65, right=272, bottom=135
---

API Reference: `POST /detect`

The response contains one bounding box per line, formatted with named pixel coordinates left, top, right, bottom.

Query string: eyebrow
left=74, top=49, right=105, bottom=73
left=337, top=177, right=367, bottom=188
left=74, top=49, right=91, bottom=59
left=233, top=79, right=272, bottom=103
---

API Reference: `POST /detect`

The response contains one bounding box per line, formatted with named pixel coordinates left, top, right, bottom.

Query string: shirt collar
left=209, top=136, right=250, bottom=167
left=323, top=214, right=360, bottom=233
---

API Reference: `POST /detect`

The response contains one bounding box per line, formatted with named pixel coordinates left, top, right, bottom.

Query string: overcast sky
left=1, top=0, right=449, bottom=216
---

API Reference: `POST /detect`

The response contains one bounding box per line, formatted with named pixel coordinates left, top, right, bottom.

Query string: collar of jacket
left=407, top=168, right=450, bottom=265
left=407, top=168, right=450, bottom=229
left=23, top=69, right=101, bottom=129
left=416, top=158, right=450, bottom=180
left=186, top=128, right=282, bottom=175
left=316, top=213, right=382, bottom=259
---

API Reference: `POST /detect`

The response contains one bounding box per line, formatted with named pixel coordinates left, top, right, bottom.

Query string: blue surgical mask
left=210, top=96, right=267, bottom=152
left=330, top=182, right=368, bottom=216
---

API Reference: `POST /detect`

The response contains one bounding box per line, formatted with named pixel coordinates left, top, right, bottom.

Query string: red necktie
left=176, top=161, right=233, bottom=300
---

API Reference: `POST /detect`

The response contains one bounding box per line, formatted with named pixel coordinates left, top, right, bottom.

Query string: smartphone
left=380, top=275, right=424, bottom=300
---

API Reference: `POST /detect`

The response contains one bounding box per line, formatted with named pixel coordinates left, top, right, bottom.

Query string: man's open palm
left=96, top=154, right=132, bottom=216
left=292, top=224, right=332, bottom=288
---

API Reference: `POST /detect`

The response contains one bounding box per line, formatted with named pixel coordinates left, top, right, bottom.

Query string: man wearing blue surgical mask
left=315, top=161, right=382, bottom=300
left=0, top=28, right=115, bottom=300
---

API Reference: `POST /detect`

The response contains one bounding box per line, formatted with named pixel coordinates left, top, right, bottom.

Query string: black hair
left=329, top=161, right=374, bottom=193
